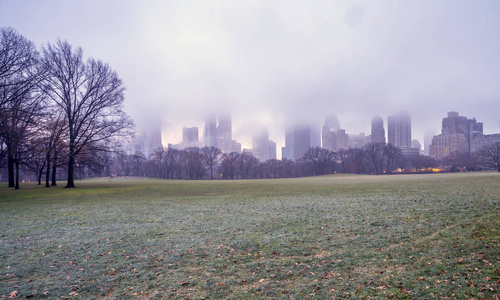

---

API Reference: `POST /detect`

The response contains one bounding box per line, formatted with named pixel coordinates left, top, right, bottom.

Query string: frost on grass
left=0, top=172, right=499, bottom=298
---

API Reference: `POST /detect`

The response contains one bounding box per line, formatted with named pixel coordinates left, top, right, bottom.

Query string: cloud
left=1, top=0, right=500, bottom=151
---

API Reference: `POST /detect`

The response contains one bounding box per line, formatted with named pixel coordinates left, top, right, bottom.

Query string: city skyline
left=2, top=1, right=500, bottom=155
left=154, top=109, right=498, bottom=160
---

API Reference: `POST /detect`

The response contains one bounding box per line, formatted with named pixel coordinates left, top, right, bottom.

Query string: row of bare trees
left=0, top=27, right=133, bottom=189
left=4, top=138, right=499, bottom=184
left=113, top=141, right=499, bottom=180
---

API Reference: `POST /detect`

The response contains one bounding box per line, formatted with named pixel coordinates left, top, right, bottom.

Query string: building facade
left=430, top=111, right=484, bottom=159
left=252, top=127, right=276, bottom=161
left=204, top=115, right=218, bottom=148
left=429, top=133, right=469, bottom=160
left=387, top=112, right=411, bottom=148
left=217, top=114, right=233, bottom=153
left=371, top=116, right=385, bottom=144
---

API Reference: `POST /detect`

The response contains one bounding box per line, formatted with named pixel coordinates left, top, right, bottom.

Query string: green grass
left=1, top=172, right=499, bottom=299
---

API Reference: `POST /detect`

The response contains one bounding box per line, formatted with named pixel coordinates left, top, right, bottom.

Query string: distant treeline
left=2, top=27, right=499, bottom=188
left=3, top=142, right=498, bottom=184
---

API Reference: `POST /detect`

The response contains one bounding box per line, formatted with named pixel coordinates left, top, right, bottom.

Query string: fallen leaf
left=181, top=282, right=190, bottom=286
left=8, top=290, right=18, bottom=298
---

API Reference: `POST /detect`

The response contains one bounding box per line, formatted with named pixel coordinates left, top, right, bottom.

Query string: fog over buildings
left=2, top=1, right=500, bottom=157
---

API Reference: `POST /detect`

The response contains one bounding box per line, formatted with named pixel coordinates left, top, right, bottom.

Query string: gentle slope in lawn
left=1, top=172, right=499, bottom=299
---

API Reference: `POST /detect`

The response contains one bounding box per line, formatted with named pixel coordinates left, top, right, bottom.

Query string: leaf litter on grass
left=0, top=172, right=499, bottom=299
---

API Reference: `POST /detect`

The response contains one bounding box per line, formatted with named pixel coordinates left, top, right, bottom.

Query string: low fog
left=2, top=1, right=500, bottom=152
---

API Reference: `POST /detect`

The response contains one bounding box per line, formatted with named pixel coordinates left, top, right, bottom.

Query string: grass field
left=0, top=172, right=499, bottom=299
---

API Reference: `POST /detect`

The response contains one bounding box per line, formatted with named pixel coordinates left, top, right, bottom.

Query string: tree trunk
left=7, top=153, right=15, bottom=188
left=66, top=149, right=76, bottom=188
left=38, top=168, right=43, bottom=185
left=45, top=158, right=51, bottom=187
left=15, top=159, right=20, bottom=190
left=51, top=150, right=57, bottom=186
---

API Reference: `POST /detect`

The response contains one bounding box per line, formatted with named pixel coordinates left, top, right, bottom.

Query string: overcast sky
left=1, top=0, right=500, bottom=153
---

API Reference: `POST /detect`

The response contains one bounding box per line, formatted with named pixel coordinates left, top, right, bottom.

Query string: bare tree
left=151, top=147, right=167, bottom=178
left=39, top=112, right=66, bottom=187
left=364, top=142, right=385, bottom=175
left=0, top=28, right=38, bottom=88
left=219, top=152, right=239, bottom=179
left=383, top=143, right=402, bottom=173
left=201, top=146, right=221, bottom=180
left=479, top=142, right=500, bottom=172
left=0, top=27, right=43, bottom=188
left=346, top=148, right=366, bottom=174
left=335, top=149, right=350, bottom=173
left=24, top=136, right=47, bottom=185
left=304, top=147, right=335, bottom=175
left=182, top=147, right=205, bottom=179
left=236, top=152, right=258, bottom=179
left=131, top=151, right=146, bottom=177
left=41, top=40, right=133, bottom=188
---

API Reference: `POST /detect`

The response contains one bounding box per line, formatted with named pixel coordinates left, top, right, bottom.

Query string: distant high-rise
left=424, top=132, right=434, bottom=156
left=430, top=111, right=484, bottom=159
left=252, top=127, right=277, bottom=161
left=268, top=140, right=277, bottom=160
left=232, top=140, right=242, bottom=153
left=348, top=132, right=370, bottom=149
left=387, top=112, right=411, bottom=148
left=467, top=118, right=483, bottom=152
left=283, top=124, right=322, bottom=160
left=310, top=126, right=321, bottom=148
left=282, top=128, right=295, bottom=160
left=217, top=114, right=233, bottom=153
left=442, top=111, right=468, bottom=135
left=371, top=116, right=385, bottom=144
left=178, top=127, right=201, bottom=149
left=411, top=139, right=421, bottom=152
left=323, top=114, right=340, bottom=132
left=322, top=115, right=348, bottom=152
left=204, top=115, right=218, bottom=148
left=294, top=126, right=311, bottom=160
left=439, top=111, right=483, bottom=152
left=132, top=130, right=162, bottom=159
left=322, top=115, right=340, bottom=150
left=183, top=127, right=198, bottom=142
left=253, top=128, right=270, bottom=161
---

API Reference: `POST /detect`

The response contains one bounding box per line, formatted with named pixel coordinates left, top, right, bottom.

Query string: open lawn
left=0, top=172, right=499, bottom=299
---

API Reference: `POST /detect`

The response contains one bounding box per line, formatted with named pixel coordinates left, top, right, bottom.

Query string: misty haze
left=1, top=1, right=500, bottom=299
left=2, top=1, right=500, bottom=153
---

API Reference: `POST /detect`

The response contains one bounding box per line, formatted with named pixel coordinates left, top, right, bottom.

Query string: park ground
left=0, top=172, right=499, bottom=299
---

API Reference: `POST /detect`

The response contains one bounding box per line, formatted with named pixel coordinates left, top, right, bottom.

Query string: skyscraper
left=252, top=127, right=276, bottom=161
left=430, top=111, right=484, bottom=159
left=179, top=127, right=201, bottom=149
left=252, top=127, right=270, bottom=161
left=218, top=114, right=233, bottom=153
left=371, top=116, right=385, bottom=144
left=310, top=126, right=321, bottom=148
left=294, top=126, right=311, bottom=160
left=204, top=115, right=218, bottom=148
left=387, top=112, right=411, bottom=148
left=183, top=127, right=198, bottom=143
left=322, top=114, right=340, bottom=149
left=282, top=127, right=295, bottom=160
